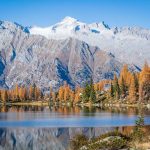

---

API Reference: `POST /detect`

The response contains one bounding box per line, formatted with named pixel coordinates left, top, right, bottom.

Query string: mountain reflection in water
left=0, top=105, right=150, bottom=127
left=0, top=105, right=150, bottom=149
left=0, top=126, right=150, bottom=150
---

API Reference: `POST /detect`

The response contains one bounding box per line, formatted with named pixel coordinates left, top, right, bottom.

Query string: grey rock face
left=0, top=127, right=118, bottom=150
left=30, top=17, right=150, bottom=67
left=0, top=128, right=66, bottom=150
left=0, top=21, right=122, bottom=90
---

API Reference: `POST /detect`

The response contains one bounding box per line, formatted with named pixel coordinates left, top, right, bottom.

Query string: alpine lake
left=0, top=105, right=150, bottom=149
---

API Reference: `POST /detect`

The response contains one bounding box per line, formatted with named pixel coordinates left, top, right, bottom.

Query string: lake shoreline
left=0, top=101, right=150, bottom=109
left=0, top=101, right=49, bottom=106
left=77, top=102, right=150, bottom=108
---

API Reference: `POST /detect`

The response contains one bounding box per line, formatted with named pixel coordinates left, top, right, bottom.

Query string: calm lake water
left=0, top=105, right=150, bottom=127
left=0, top=106, right=150, bottom=149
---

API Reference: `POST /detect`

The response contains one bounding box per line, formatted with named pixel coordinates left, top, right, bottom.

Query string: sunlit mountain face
left=0, top=17, right=148, bottom=90
left=30, top=16, right=150, bottom=67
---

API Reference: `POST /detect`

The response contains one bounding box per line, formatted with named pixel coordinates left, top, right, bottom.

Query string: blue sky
left=0, top=0, right=149, bottom=28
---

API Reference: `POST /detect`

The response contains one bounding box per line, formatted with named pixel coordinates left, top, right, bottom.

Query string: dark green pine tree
left=89, top=78, right=96, bottom=103
left=82, top=82, right=91, bottom=102
left=110, top=81, right=114, bottom=98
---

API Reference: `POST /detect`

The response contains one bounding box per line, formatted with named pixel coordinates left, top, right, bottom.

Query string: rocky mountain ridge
left=30, top=17, right=150, bottom=67
left=0, top=17, right=147, bottom=90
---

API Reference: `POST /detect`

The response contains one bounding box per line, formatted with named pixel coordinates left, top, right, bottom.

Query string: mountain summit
left=61, top=16, right=78, bottom=23
left=0, top=17, right=149, bottom=90
left=30, top=17, right=150, bottom=67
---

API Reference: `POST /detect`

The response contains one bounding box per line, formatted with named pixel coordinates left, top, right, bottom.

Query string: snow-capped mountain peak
left=1, top=17, right=149, bottom=68
left=0, top=17, right=150, bottom=89
left=29, top=17, right=150, bottom=67
left=29, top=16, right=111, bottom=39
left=0, top=20, right=30, bottom=33
left=61, top=16, right=78, bottom=24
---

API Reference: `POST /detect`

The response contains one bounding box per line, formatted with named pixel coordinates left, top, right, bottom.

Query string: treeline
left=53, top=62, right=150, bottom=104
left=49, top=79, right=109, bottom=104
left=0, top=79, right=108, bottom=104
left=0, top=84, right=43, bottom=103
left=110, top=63, right=150, bottom=103
left=0, top=63, right=149, bottom=104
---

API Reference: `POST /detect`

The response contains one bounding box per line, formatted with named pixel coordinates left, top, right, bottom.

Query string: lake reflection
left=0, top=106, right=150, bottom=149
left=0, top=126, right=150, bottom=150
left=0, top=105, right=150, bottom=127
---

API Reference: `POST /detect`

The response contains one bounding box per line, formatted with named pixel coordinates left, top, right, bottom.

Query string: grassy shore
left=0, top=100, right=149, bottom=108
left=71, top=125, right=150, bottom=150
left=0, top=101, right=49, bottom=106
left=76, top=102, right=149, bottom=108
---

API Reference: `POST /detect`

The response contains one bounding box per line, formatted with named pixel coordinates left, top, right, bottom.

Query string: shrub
left=131, top=115, right=145, bottom=142
left=81, top=136, right=127, bottom=150
left=70, top=134, right=88, bottom=150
